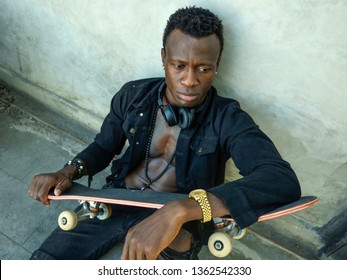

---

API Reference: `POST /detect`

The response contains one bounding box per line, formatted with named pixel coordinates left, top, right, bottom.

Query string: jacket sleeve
left=75, top=84, right=130, bottom=176
left=208, top=104, right=301, bottom=229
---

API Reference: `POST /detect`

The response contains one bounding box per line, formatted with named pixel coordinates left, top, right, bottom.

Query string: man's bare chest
left=124, top=108, right=180, bottom=191
left=149, top=109, right=180, bottom=162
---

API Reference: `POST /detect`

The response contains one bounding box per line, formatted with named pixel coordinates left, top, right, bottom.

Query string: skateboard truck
left=58, top=200, right=112, bottom=231
left=208, top=217, right=247, bottom=258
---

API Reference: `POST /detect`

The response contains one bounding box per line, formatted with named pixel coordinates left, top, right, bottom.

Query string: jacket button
left=130, top=128, right=136, bottom=134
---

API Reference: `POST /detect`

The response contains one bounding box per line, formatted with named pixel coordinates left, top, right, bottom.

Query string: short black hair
left=163, top=6, right=224, bottom=57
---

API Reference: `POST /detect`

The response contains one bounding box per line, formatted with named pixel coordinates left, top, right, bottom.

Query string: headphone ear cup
left=161, top=105, right=178, bottom=126
left=178, top=108, right=194, bottom=129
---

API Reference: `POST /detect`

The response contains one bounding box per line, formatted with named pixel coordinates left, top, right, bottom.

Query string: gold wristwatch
left=188, top=189, right=212, bottom=223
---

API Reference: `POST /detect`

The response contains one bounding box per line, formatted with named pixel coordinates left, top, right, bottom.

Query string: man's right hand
left=28, top=166, right=76, bottom=206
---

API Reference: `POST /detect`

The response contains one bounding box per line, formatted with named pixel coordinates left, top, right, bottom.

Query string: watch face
left=191, top=189, right=205, bottom=196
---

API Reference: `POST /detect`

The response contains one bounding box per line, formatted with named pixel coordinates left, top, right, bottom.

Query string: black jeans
left=30, top=205, right=203, bottom=260
left=30, top=204, right=156, bottom=259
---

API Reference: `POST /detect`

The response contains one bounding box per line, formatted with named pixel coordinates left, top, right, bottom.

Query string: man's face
left=161, top=29, right=220, bottom=108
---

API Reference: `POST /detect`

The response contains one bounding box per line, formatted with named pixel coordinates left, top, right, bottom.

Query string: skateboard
left=48, top=183, right=318, bottom=258
left=48, top=183, right=186, bottom=230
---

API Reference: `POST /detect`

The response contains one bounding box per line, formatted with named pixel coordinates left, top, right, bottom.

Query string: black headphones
left=157, top=82, right=208, bottom=129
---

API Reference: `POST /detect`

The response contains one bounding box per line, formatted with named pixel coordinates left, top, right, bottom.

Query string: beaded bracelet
left=64, top=158, right=84, bottom=180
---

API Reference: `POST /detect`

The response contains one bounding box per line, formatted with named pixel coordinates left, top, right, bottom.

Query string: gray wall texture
left=1, top=0, right=347, bottom=257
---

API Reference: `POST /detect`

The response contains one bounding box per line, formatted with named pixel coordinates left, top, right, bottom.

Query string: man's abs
left=124, top=159, right=178, bottom=192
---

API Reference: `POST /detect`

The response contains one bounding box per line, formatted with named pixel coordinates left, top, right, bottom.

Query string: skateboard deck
left=49, top=183, right=318, bottom=257
left=48, top=182, right=187, bottom=209
left=49, top=183, right=317, bottom=219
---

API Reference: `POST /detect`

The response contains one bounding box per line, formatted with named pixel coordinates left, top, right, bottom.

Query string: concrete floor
left=0, top=84, right=321, bottom=260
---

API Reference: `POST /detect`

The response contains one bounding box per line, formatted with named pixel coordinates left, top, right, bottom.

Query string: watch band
left=64, top=158, right=85, bottom=180
left=188, top=189, right=212, bottom=223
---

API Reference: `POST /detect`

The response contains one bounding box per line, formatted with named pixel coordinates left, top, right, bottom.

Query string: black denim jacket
left=76, top=77, right=301, bottom=228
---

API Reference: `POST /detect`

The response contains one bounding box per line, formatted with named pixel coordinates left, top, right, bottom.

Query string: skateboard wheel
left=58, top=210, right=78, bottom=231
left=208, top=232, right=233, bottom=258
left=97, top=203, right=112, bottom=220
left=233, top=228, right=247, bottom=240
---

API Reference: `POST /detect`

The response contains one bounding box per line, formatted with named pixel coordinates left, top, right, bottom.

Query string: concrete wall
left=1, top=0, right=347, bottom=238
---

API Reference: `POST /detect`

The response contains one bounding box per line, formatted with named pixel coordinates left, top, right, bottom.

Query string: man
left=28, top=6, right=301, bottom=260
